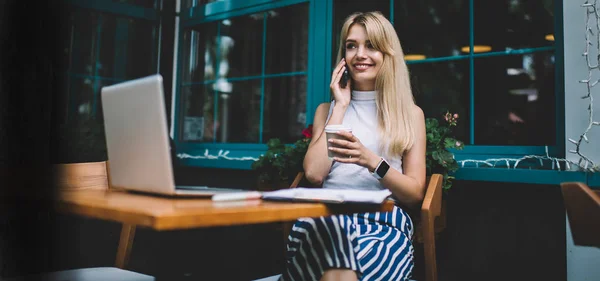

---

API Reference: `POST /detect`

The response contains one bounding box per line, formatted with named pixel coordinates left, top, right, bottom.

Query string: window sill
left=454, top=167, right=595, bottom=186
left=175, top=144, right=599, bottom=186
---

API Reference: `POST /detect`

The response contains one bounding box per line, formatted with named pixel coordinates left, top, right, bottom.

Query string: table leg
left=115, top=223, right=136, bottom=268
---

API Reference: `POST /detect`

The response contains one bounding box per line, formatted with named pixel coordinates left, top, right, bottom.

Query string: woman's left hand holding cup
left=329, top=131, right=381, bottom=170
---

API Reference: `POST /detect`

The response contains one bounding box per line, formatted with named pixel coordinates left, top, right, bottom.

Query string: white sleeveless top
left=323, top=90, right=403, bottom=191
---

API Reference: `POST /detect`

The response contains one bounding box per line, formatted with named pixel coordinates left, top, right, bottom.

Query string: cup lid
left=324, top=124, right=352, bottom=132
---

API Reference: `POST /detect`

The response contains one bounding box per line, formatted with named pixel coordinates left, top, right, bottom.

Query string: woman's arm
left=303, top=59, right=352, bottom=185
left=303, top=102, right=350, bottom=185
left=328, top=105, right=427, bottom=208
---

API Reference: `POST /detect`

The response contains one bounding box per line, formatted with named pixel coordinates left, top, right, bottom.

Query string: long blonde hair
left=336, top=11, right=417, bottom=157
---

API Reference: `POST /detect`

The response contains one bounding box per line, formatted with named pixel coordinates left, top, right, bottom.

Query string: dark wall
left=0, top=0, right=67, bottom=278
left=436, top=180, right=566, bottom=281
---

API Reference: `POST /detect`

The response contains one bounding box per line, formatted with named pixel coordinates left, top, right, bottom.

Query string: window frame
left=63, top=0, right=161, bottom=121
left=174, top=0, right=566, bottom=184
left=174, top=0, right=328, bottom=168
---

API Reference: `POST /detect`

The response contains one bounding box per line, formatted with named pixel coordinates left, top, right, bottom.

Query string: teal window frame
left=175, top=0, right=567, bottom=185
left=174, top=0, right=331, bottom=169
left=63, top=0, right=160, bottom=121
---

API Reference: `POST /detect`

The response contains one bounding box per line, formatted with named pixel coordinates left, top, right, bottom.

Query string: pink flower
left=453, top=113, right=458, bottom=119
left=456, top=141, right=462, bottom=147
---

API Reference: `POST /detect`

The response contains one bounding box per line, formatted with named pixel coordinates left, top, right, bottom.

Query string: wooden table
left=56, top=189, right=394, bottom=268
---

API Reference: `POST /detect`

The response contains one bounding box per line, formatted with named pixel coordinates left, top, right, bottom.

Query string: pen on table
left=212, top=191, right=263, bottom=202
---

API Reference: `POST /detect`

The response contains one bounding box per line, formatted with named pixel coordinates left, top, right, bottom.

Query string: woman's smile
left=353, top=63, right=374, bottom=71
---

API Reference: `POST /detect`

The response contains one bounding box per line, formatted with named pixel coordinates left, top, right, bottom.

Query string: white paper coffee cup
left=324, top=125, right=353, bottom=160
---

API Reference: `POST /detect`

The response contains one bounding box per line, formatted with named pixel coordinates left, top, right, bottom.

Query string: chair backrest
left=53, top=161, right=110, bottom=190
left=289, top=172, right=444, bottom=281
left=560, top=181, right=600, bottom=248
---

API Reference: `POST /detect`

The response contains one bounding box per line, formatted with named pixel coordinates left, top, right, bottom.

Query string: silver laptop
left=101, top=74, right=243, bottom=196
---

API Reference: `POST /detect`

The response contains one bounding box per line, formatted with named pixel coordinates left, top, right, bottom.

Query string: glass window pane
left=474, top=0, right=554, bottom=53
left=215, top=80, right=262, bottom=143
left=98, top=14, right=117, bottom=78
left=265, top=3, right=309, bottom=74
left=182, top=0, right=222, bottom=9
left=69, top=77, right=96, bottom=120
left=220, top=14, right=263, bottom=79
left=71, top=10, right=99, bottom=76
left=180, top=23, right=219, bottom=83
left=410, top=60, right=470, bottom=143
left=474, top=52, right=556, bottom=145
left=394, top=0, right=469, bottom=59
left=180, top=84, right=215, bottom=142
left=55, top=74, right=71, bottom=124
left=332, top=0, right=390, bottom=64
left=112, top=0, right=157, bottom=9
left=123, top=18, right=157, bottom=79
left=262, top=76, right=307, bottom=143
left=69, top=78, right=123, bottom=121
left=180, top=80, right=262, bottom=143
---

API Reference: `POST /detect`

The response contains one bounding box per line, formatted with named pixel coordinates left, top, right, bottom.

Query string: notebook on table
left=260, top=188, right=393, bottom=204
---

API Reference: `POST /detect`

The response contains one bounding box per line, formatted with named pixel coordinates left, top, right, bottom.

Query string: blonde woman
left=282, top=11, right=426, bottom=281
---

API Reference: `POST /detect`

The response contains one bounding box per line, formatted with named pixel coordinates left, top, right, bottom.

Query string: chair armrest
left=290, top=172, right=305, bottom=189
left=421, top=174, right=443, bottom=219
left=561, top=182, right=600, bottom=247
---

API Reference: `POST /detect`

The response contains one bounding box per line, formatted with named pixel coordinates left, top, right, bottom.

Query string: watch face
left=376, top=160, right=390, bottom=178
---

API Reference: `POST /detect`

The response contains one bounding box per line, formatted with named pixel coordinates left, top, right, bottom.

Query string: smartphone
left=340, top=50, right=350, bottom=88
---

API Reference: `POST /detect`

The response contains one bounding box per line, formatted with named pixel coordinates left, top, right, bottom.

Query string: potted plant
left=425, top=111, right=464, bottom=191
left=251, top=125, right=312, bottom=191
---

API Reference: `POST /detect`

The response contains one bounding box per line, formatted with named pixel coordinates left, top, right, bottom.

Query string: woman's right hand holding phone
left=330, top=59, right=351, bottom=107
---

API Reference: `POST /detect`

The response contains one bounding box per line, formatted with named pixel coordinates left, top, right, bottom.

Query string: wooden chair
left=29, top=161, right=155, bottom=281
left=560, top=181, right=600, bottom=248
left=276, top=172, right=445, bottom=281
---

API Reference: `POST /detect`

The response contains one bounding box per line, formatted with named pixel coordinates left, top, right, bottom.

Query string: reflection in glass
left=182, top=0, right=222, bottom=9
left=69, top=78, right=96, bottom=119
left=265, top=3, right=309, bottom=74
left=94, top=15, right=156, bottom=79
left=215, top=79, right=262, bottom=143
left=123, top=18, right=157, bottom=79
left=180, top=23, right=218, bottom=83
left=332, top=0, right=390, bottom=64
left=179, top=4, right=309, bottom=144
left=409, top=60, right=470, bottom=143
left=262, top=76, right=307, bottom=143
left=474, top=52, right=555, bottom=145
left=474, top=0, right=554, bottom=52
left=180, top=84, right=215, bottom=142
left=71, top=10, right=99, bottom=76
left=394, top=0, right=468, bottom=59
left=98, top=15, right=117, bottom=78
left=221, top=14, right=263, bottom=78
left=180, top=80, right=262, bottom=143
left=112, top=0, right=157, bottom=8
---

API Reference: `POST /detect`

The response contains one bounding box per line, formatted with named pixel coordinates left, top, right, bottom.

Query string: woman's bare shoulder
left=315, top=102, right=331, bottom=118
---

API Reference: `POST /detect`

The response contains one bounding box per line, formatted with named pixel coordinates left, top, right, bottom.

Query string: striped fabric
left=281, top=205, right=414, bottom=281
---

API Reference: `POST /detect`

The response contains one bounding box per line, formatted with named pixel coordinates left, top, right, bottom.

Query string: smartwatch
left=371, top=158, right=390, bottom=180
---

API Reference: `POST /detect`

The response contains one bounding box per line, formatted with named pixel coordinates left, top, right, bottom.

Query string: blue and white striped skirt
left=281, top=205, right=414, bottom=281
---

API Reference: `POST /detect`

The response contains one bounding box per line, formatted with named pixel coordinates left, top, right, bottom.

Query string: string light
left=177, top=150, right=259, bottom=161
